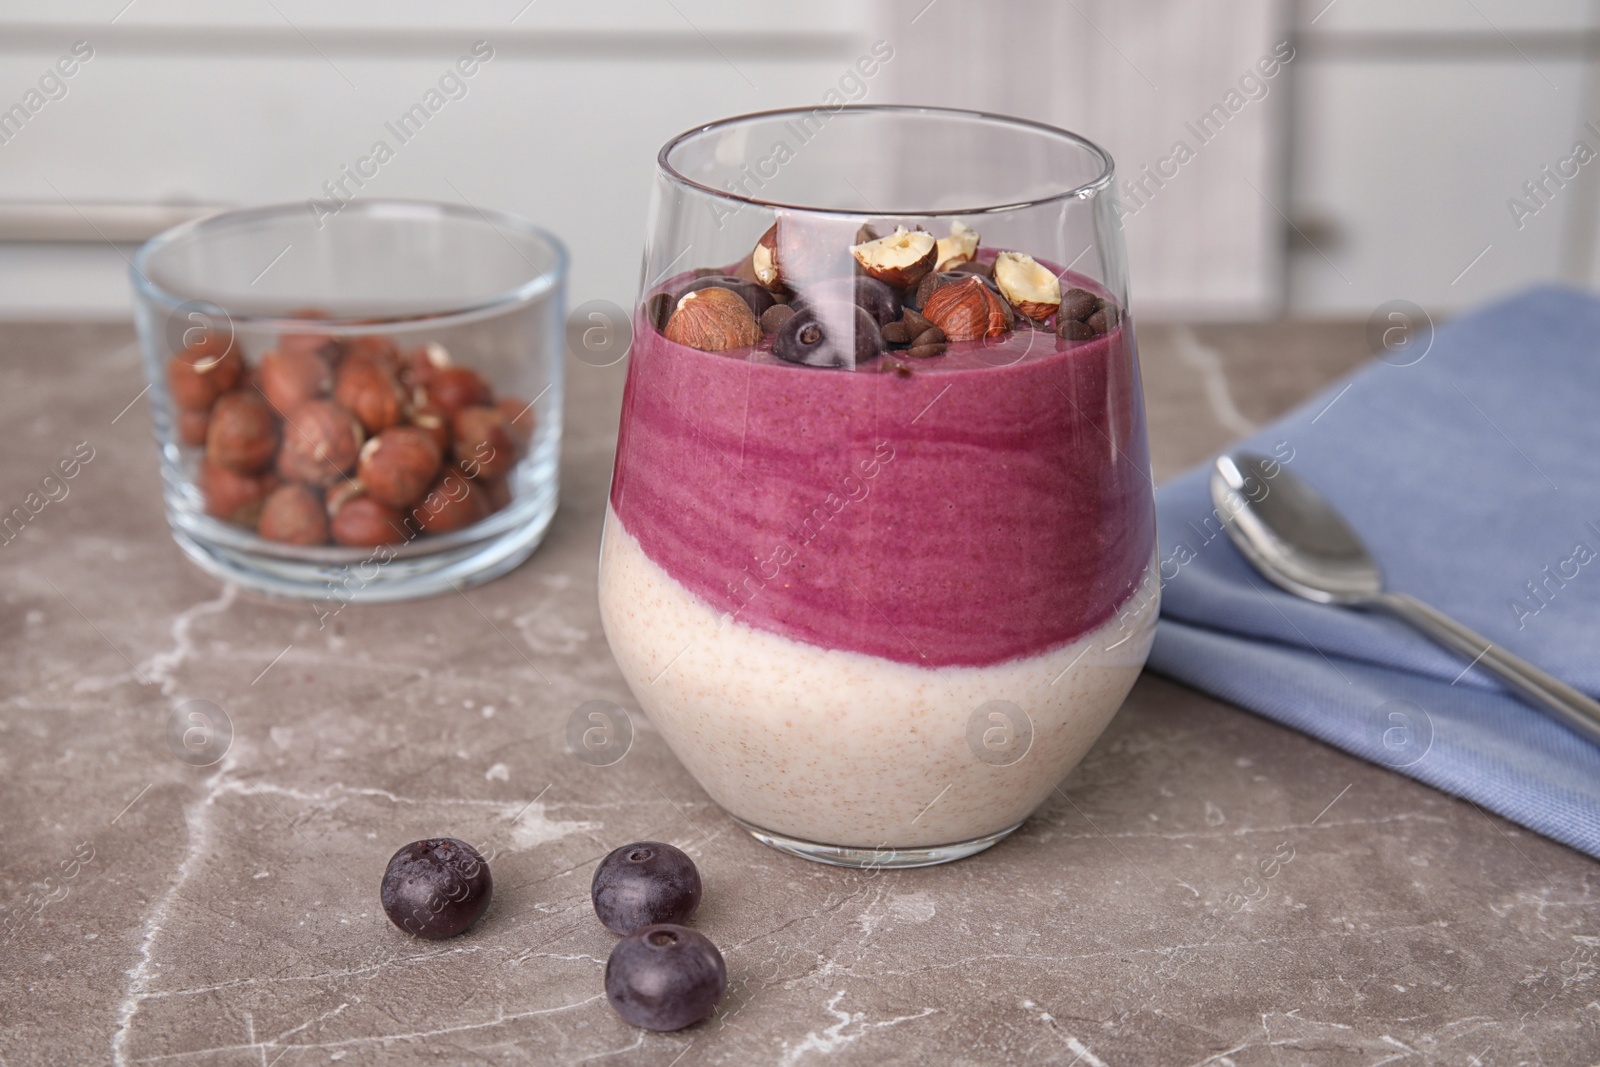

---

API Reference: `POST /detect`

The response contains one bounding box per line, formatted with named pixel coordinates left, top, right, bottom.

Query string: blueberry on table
left=592, top=841, right=702, bottom=935
left=605, top=924, right=727, bottom=1031
left=380, top=838, right=492, bottom=939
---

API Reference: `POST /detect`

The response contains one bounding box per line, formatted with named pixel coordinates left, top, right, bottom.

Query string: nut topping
left=934, top=221, right=979, bottom=272
left=849, top=226, right=937, bottom=291
left=993, top=252, right=1061, bottom=321
left=663, top=287, right=763, bottom=352
left=920, top=276, right=1013, bottom=342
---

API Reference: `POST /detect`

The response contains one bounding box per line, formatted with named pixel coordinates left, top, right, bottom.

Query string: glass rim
left=657, top=104, right=1117, bottom=217
left=130, top=198, right=569, bottom=332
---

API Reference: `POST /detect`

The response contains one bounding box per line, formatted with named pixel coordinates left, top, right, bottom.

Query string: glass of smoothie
left=600, top=106, right=1157, bottom=867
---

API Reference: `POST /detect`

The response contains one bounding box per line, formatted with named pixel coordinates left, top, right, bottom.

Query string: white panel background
left=3, top=0, right=1600, bottom=320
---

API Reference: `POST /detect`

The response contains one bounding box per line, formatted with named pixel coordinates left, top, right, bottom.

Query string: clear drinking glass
left=599, top=107, right=1158, bottom=867
left=131, top=200, right=566, bottom=603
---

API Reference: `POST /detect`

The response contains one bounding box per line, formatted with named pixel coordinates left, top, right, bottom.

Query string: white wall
left=1289, top=0, right=1600, bottom=314
left=0, top=1, right=878, bottom=318
left=3, top=0, right=1598, bottom=321
left=873, top=0, right=1293, bottom=319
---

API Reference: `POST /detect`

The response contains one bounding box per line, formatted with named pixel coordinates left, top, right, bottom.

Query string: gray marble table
left=2, top=320, right=1595, bottom=1066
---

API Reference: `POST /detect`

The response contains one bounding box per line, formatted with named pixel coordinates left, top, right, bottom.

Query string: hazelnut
left=402, top=342, right=452, bottom=391
left=330, top=493, right=407, bottom=547
left=277, top=332, right=340, bottom=363
left=167, top=338, right=244, bottom=411
left=176, top=408, right=210, bottom=446
left=425, top=365, right=493, bottom=415
left=674, top=275, right=774, bottom=318
left=920, top=276, right=1014, bottom=342
left=749, top=220, right=851, bottom=292
left=663, top=287, right=763, bottom=352
left=934, top=221, right=980, bottom=272
left=357, top=426, right=442, bottom=508
left=451, top=406, right=517, bottom=479
left=477, top=473, right=512, bottom=511
left=849, top=226, right=938, bottom=291
left=993, top=252, right=1062, bottom=321
left=259, top=347, right=333, bottom=415
left=205, top=390, right=280, bottom=474
left=751, top=224, right=783, bottom=291
left=410, top=467, right=490, bottom=535
left=407, top=402, right=454, bottom=453
left=325, top=478, right=365, bottom=518
left=729, top=253, right=762, bottom=286
left=334, top=358, right=405, bottom=433
left=258, top=484, right=330, bottom=545
left=199, top=458, right=276, bottom=526
left=277, top=399, right=364, bottom=487
left=343, top=334, right=401, bottom=374
left=496, top=397, right=535, bottom=456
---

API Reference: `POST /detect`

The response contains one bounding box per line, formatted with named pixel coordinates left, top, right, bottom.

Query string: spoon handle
left=1375, top=592, right=1600, bottom=747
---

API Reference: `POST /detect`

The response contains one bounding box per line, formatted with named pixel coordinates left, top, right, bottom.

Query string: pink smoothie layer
left=608, top=278, right=1155, bottom=669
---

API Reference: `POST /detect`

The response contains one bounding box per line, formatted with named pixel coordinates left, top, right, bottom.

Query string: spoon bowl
left=1210, top=453, right=1382, bottom=604
left=1211, top=451, right=1600, bottom=747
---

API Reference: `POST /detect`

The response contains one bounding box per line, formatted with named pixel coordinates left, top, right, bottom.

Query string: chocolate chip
left=912, top=326, right=945, bottom=346
left=913, top=271, right=946, bottom=309
left=894, top=364, right=913, bottom=377
left=1059, top=288, right=1098, bottom=323
left=881, top=321, right=913, bottom=346
left=759, top=304, right=797, bottom=335
left=1058, top=319, right=1097, bottom=342
left=855, top=223, right=881, bottom=245
left=900, top=308, right=933, bottom=335
left=1085, top=304, right=1120, bottom=334
left=906, top=342, right=947, bottom=358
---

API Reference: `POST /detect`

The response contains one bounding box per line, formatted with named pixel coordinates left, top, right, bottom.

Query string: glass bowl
left=131, top=200, right=566, bottom=604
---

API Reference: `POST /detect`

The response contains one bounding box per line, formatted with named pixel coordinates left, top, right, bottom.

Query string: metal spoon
left=1211, top=451, right=1600, bottom=747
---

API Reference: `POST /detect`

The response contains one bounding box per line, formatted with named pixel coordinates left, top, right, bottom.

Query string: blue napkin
left=1147, top=285, right=1600, bottom=860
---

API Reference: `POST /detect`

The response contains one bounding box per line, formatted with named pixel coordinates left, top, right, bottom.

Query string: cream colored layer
left=598, top=504, right=1159, bottom=848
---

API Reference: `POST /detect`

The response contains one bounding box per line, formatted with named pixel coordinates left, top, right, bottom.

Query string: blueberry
left=592, top=841, right=702, bottom=935
left=796, top=276, right=900, bottom=326
left=673, top=275, right=775, bottom=318
left=380, top=838, right=492, bottom=940
left=605, top=924, right=727, bottom=1031
left=771, top=304, right=885, bottom=368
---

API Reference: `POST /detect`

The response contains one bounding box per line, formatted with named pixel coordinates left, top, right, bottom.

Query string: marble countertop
left=2, top=320, right=1595, bottom=1066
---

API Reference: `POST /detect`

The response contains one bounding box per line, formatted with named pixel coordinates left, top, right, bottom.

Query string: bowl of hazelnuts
left=131, top=200, right=567, bottom=602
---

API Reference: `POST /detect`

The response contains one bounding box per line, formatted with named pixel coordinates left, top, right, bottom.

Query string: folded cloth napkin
left=1147, top=285, right=1600, bottom=860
